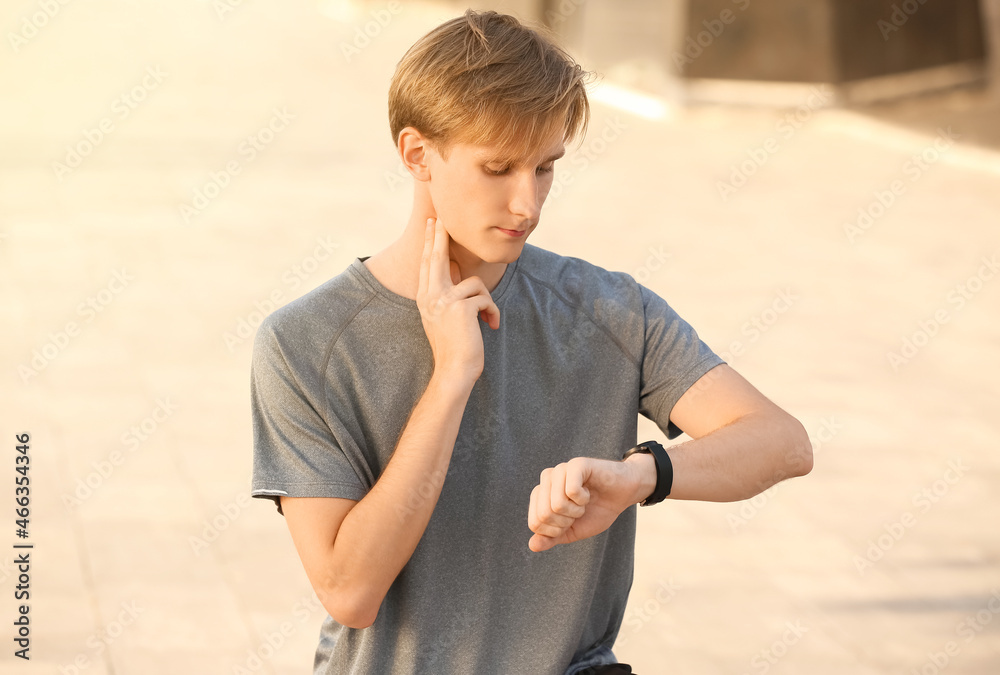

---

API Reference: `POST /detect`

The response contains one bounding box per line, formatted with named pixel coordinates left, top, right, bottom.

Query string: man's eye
left=486, top=164, right=555, bottom=176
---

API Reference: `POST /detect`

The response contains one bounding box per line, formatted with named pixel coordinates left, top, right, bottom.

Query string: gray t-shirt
left=250, top=242, right=724, bottom=674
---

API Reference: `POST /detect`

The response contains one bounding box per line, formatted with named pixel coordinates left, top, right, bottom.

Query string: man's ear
left=398, top=127, right=432, bottom=182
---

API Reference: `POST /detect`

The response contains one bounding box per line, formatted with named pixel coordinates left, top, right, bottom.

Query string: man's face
left=423, top=129, right=565, bottom=265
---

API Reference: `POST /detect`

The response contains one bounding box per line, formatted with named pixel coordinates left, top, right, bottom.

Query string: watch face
left=625, top=441, right=660, bottom=460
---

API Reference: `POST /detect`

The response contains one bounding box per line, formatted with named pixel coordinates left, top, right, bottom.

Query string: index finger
left=427, top=217, right=453, bottom=294
left=417, top=217, right=435, bottom=299
left=564, top=460, right=592, bottom=507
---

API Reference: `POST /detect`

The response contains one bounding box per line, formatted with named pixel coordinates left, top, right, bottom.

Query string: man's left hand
left=527, top=455, right=653, bottom=553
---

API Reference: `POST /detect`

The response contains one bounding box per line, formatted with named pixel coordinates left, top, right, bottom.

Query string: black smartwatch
left=622, top=440, right=673, bottom=506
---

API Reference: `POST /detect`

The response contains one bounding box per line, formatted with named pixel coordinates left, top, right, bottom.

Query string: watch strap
left=622, top=440, right=673, bottom=506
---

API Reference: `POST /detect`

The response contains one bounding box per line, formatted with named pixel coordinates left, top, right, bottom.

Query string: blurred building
left=455, top=0, right=998, bottom=107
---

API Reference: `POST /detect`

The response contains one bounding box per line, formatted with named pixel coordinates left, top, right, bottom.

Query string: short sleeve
left=250, top=318, right=367, bottom=516
left=637, top=285, right=726, bottom=440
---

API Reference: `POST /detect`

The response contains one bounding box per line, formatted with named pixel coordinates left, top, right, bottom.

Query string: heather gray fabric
left=249, top=242, right=725, bottom=675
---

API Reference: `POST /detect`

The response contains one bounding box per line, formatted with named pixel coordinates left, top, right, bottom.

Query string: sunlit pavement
left=2, top=1, right=999, bottom=673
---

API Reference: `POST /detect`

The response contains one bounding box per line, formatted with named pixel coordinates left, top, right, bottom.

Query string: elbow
left=318, top=583, right=380, bottom=630
left=331, top=606, right=377, bottom=631
left=783, top=415, right=813, bottom=478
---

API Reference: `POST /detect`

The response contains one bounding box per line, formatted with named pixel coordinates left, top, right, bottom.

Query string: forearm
left=664, top=410, right=812, bottom=502
left=327, top=370, right=473, bottom=624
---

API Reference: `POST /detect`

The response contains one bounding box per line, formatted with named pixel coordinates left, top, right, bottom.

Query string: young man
left=250, top=9, right=812, bottom=675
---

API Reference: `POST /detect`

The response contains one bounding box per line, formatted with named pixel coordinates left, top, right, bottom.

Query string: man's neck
left=364, top=215, right=507, bottom=301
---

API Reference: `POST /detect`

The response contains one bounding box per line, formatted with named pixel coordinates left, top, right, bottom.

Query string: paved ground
left=1, top=1, right=999, bottom=673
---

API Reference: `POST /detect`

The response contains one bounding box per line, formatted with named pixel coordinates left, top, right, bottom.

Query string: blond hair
left=388, top=9, right=594, bottom=163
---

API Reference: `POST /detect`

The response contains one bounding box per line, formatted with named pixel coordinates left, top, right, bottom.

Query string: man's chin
left=453, top=229, right=529, bottom=266
left=478, top=241, right=526, bottom=265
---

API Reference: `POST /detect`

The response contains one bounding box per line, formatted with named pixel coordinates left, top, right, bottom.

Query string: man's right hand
left=416, top=217, right=500, bottom=382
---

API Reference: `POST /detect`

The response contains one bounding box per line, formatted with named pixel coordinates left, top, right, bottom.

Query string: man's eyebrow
left=481, top=148, right=566, bottom=165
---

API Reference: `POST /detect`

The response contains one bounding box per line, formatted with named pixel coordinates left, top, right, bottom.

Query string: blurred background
left=2, top=0, right=999, bottom=672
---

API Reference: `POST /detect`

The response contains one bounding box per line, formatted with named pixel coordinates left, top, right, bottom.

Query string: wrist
left=623, top=452, right=657, bottom=505
left=427, top=369, right=476, bottom=402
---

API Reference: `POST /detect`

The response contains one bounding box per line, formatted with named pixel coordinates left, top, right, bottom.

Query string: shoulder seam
left=517, top=267, right=642, bottom=370
left=320, top=288, right=378, bottom=428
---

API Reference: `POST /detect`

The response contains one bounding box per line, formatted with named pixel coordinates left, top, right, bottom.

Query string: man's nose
left=510, top=171, right=543, bottom=222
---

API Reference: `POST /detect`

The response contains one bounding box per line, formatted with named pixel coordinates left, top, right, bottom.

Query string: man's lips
left=497, top=227, right=527, bottom=237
